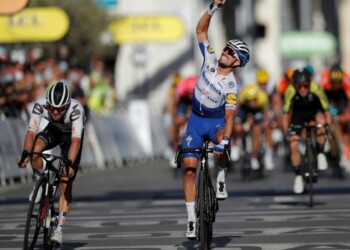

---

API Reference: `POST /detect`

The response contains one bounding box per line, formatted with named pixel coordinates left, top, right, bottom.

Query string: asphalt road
left=1, top=158, right=350, bottom=249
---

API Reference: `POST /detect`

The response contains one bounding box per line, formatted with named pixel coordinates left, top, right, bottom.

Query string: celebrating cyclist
left=17, top=81, right=85, bottom=246
left=320, top=64, right=350, bottom=164
left=182, top=0, right=250, bottom=239
left=282, top=68, right=331, bottom=194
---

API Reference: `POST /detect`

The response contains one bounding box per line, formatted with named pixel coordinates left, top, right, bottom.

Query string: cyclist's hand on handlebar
left=214, top=136, right=230, bottom=156
left=68, top=167, right=75, bottom=178
left=62, top=159, right=75, bottom=178
left=17, top=150, right=30, bottom=168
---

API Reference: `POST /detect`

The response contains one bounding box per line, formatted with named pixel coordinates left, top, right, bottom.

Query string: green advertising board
left=280, top=32, right=337, bottom=58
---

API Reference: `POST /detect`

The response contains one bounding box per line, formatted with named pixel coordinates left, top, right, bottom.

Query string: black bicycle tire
left=199, top=169, right=211, bottom=249
left=306, top=146, right=314, bottom=208
left=23, top=176, right=48, bottom=250
left=205, top=172, right=214, bottom=248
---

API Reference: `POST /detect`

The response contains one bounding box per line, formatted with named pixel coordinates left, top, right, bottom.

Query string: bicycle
left=294, top=123, right=325, bottom=208
left=175, top=139, right=230, bottom=250
left=20, top=151, right=68, bottom=250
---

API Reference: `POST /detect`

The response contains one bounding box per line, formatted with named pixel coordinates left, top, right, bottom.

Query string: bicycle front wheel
left=305, top=147, right=315, bottom=208
left=198, top=169, right=212, bottom=250
left=23, top=176, right=48, bottom=250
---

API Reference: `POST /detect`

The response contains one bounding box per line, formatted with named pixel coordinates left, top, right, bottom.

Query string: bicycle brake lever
left=175, top=145, right=182, bottom=168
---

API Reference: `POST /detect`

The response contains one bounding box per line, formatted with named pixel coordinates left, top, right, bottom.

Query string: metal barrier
left=0, top=111, right=169, bottom=187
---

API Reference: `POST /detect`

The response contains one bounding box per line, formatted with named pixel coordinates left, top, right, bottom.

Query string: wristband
left=208, top=3, right=218, bottom=15
left=221, top=136, right=230, bottom=145
left=65, top=159, right=73, bottom=167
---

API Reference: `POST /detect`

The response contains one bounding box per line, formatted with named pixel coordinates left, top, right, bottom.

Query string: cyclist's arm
left=282, top=113, right=290, bottom=135
left=196, top=0, right=223, bottom=43
left=24, top=104, right=43, bottom=152
left=196, top=9, right=212, bottom=43
left=325, top=110, right=332, bottom=126
left=22, top=130, right=36, bottom=152
left=223, top=109, right=235, bottom=139
left=68, top=136, right=81, bottom=167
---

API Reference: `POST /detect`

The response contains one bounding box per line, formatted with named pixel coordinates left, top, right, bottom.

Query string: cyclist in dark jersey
left=17, top=81, right=85, bottom=246
left=282, top=68, right=331, bottom=194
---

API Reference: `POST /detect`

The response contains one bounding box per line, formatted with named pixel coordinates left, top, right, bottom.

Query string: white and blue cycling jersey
left=183, top=40, right=238, bottom=157
left=192, top=40, right=238, bottom=118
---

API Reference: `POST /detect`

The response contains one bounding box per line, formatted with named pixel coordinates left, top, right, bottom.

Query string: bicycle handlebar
left=19, top=151, right=69, bottom=176
left=292, top=123, right=327, bottom=129
left=175, top=144, right=231, bottom=169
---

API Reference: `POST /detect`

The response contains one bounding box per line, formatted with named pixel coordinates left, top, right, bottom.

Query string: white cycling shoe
left=216, top=181, right=228, bottom=200
left=251, top=158, right=260, bottom=170
left=51, top=229, right=63, bottom=245
left=293, top=175, right=304, bottom=194
left=264, top=154, right=275, bottom=171
left=185, top=221, right=197, bottom=240
left=317, top=153, right=328, bottom=171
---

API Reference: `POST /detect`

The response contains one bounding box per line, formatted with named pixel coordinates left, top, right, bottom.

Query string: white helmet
left=46, top=81, right=71, bottom=109
left=226, top=39, right=250, bottom=67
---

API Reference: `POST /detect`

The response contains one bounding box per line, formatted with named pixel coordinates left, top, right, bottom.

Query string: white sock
left=56, top=211, right=67, bottom=232
left=186, top=202, right=196, bottom=222
left=217, top=166, right=226, bottom=183
left=265, top=147, right=273, bottom=157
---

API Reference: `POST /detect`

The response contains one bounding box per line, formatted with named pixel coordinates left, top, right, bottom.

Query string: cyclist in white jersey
left=182, top=0, right=250, bottom=239
left=17, top=81, right=85, bottom=246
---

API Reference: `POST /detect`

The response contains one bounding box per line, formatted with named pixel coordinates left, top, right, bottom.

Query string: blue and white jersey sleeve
left=192, top=40, right=238, bottom=118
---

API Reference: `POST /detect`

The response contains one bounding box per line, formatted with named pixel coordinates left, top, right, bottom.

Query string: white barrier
left=0, top=111, right=168, bottom=186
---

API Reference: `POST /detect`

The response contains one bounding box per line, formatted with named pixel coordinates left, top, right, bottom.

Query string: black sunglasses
left=223, top=47, right=240, bottom=60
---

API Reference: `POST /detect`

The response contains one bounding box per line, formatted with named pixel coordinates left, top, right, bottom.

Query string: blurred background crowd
left=0, top=50, right=117, bottom=121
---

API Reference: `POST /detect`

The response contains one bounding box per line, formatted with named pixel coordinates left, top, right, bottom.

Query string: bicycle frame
left=22, top=151, right=67, bottom=250
left=175, top=141, right=229, bottom=250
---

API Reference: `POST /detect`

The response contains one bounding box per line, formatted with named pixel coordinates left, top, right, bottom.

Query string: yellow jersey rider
left=234, top=83, right=269, bottom=170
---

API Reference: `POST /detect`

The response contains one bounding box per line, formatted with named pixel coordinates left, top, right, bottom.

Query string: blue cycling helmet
left=226, top=39, right=250, bottom=67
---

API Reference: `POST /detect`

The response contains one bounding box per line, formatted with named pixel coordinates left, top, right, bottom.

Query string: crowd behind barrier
left=0, top=111, right=169, bottom=187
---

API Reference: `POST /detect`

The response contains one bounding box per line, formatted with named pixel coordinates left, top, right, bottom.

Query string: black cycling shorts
left=36, top=123, right=84, bottom=179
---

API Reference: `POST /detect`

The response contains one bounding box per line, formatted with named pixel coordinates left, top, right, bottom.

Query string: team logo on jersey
left=186, top=135, right=193, bottom=147
left=228, top=81, right=235, bottom=88
left=32, top=103, right=44, bottom=115
left=206, top=45, right=214, bottom=54
left=226, top=93, right=237, bottom=104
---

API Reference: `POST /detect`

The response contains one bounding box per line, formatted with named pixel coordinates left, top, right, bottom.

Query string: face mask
left=59, top=61, right=68, bottom=73
left=35, top=73, right=43, bottom=84
left=15, top=70, right=23, bottom=81
left=69, top=72, right=78, bottom=82
left=5, top=74, right=14, bottom=84
left=44, top=67, right=53, bottom=80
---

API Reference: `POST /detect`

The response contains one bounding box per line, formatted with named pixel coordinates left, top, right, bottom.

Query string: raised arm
left=196, top=0, right=225, bottom=43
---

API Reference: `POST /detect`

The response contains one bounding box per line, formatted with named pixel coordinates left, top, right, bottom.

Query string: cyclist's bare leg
left=264, top=125, right=274, bottom=149
left=314, top=112, right=327, bottom=145
left=58, top=178, right=73, bottom=212
left=31, top=139, right=46, bottom=172
left=289, top=135, right=301, bottom=168
left=183, top=157, right=199, bottom=202
left=252, top=124, right=262, bottom=157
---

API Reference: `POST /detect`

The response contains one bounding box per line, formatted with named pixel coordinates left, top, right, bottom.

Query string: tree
left=29, top=0, right=111, bottom=68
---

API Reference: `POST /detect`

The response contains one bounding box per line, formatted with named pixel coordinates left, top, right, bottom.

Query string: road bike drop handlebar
left=174, top=144, right=231, bottom=169
left=292, top=123, right=328, bottom=130
left=18, top=150, right=70, bottom=177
